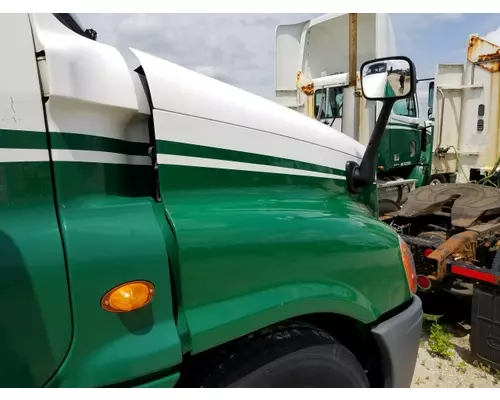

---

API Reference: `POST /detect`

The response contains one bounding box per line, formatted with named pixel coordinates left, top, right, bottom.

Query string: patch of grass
left=422, top=314, right=440, bottom=334
left=456, top=361, right=467, bottom=374
left=423, top=313, right=439, bottom=322
left=493, top=369, right=500, bottom=385
left=472, top=360, right=500, bottom=381
left=428, top=322, right=454, bottom=358
left=473, top=360, right=490, bottom=373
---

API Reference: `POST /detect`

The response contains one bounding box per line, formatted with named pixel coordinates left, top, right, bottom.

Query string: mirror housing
left=346, top=56, right=417, bottom=194
left=360, top=56, right=416, bottom=101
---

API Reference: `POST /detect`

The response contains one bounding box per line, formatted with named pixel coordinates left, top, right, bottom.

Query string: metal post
left=348, top=13, right=357, bottom=87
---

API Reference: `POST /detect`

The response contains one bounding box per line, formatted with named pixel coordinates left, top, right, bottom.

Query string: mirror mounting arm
left=346, top=55, right=416, bottom=194
left=346, top=99, right=396, bottom=193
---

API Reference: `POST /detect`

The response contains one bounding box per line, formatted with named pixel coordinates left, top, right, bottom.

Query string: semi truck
left=0, top=13, right=422, bottom=388
left=275, top=13, right=431, bottom=211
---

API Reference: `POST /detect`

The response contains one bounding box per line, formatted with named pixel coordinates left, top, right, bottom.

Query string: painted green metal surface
left=158, top=140, right=346, bottom=177
left=2, top=125, right=411, bottom=386
left=408, top=166, right=427, bottom=188
left=384, top=81, right=396, bottom=98
left=49, top=131, right=150, bottom=156
left=137, top=372, right=180, bottom=388
left=155, top=140, right=411, bottom=354
left=378, top=122, right=421, bottom=171
left=47, top=196, right=183, bottom=388
left=42, top=131, right=183, bottom=388
left=1, top=129, right=184, bottom=387
left=0, top=130, right=72, bottom=388
left=408, top=126, right=433, bottom=188
left=409, top=123, right=435, bottom=187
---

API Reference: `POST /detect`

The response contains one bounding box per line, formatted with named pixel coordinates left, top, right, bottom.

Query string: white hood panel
left=131, top=48, right=366, bottom=165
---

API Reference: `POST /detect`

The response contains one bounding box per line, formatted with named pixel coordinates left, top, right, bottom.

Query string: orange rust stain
left=468, top=35, right=500, bottom=73
left=478, top=51, right=500, bottom=63
left=427, top=230, right=478, bottom=280
left=478, top=52, right=500, bottom=73
left=489, top=70, right=500, bottom=167
left=468, top=36, right=480, bottom=60
left=495, top=71, right=500, bottom=166
left=296, top=71, right=314, bottom=96
left=306, top=95, right=314, bottom=118
left=300, top=83, right=314, bottom=96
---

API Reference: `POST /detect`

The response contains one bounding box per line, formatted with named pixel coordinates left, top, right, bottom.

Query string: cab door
left=28, top=13, right=182, bottom=387
left=0, top=14, right=71, bottom=388
left=386, top=94, right=421, bottom=169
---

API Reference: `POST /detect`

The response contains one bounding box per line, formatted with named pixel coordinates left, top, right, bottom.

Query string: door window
left=314, top=87, right=343, bottom=119
left=393, top=95, right=417, bottom=118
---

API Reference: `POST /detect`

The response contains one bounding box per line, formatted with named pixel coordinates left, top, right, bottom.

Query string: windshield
left=366, top=63, right=387, bottom=76
left=53, top=13, right=97, bottom=40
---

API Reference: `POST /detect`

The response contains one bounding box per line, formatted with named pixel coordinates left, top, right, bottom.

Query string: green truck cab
left=0, top=14, right=422, bottom=388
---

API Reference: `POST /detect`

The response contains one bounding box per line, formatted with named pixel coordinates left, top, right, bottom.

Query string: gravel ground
left=411, top=315, right=500, bottom=388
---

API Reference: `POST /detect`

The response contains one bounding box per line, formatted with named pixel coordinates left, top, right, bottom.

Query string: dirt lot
left=387, top=73, right=410, bottom=95
left=411, top=313, right=500, bottom=388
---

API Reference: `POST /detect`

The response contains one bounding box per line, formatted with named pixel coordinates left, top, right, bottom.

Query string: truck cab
left=275, top=13, right=428, bottom=211
left=0, top=13, right=422, bottom=388
left=312, top=76, right=421, bottom=173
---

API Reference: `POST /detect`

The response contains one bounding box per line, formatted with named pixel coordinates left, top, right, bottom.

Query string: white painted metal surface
left=152, top=109, right=357, bottom=173
left=431, top=34, right=500, bottom=182
left=28, top=13, right=150, bottom=145
left=274, top=13, right=400, bottom=143
left=3, top=13, right=367, bottom=174
left=131, top=48, right=366, bottom=167
left=0, top=14, right=47, bottom=133
left=275, top=13, right=396, bottom=100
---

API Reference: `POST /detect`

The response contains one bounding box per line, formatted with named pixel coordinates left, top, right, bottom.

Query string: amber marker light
left=398, top=236, right=417, bottom=294
left=101, top=280, right=155, bottom=313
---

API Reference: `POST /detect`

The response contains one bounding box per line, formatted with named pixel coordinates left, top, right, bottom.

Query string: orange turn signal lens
left=101, top=280, right=155, bottom=313
left=399, top=237, right=417, bottom=294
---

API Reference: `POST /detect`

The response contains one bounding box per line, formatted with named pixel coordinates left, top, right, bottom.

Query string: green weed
left=428, top=322, right=454, bottom=358
left=456, top=361, right=467, bottom=374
